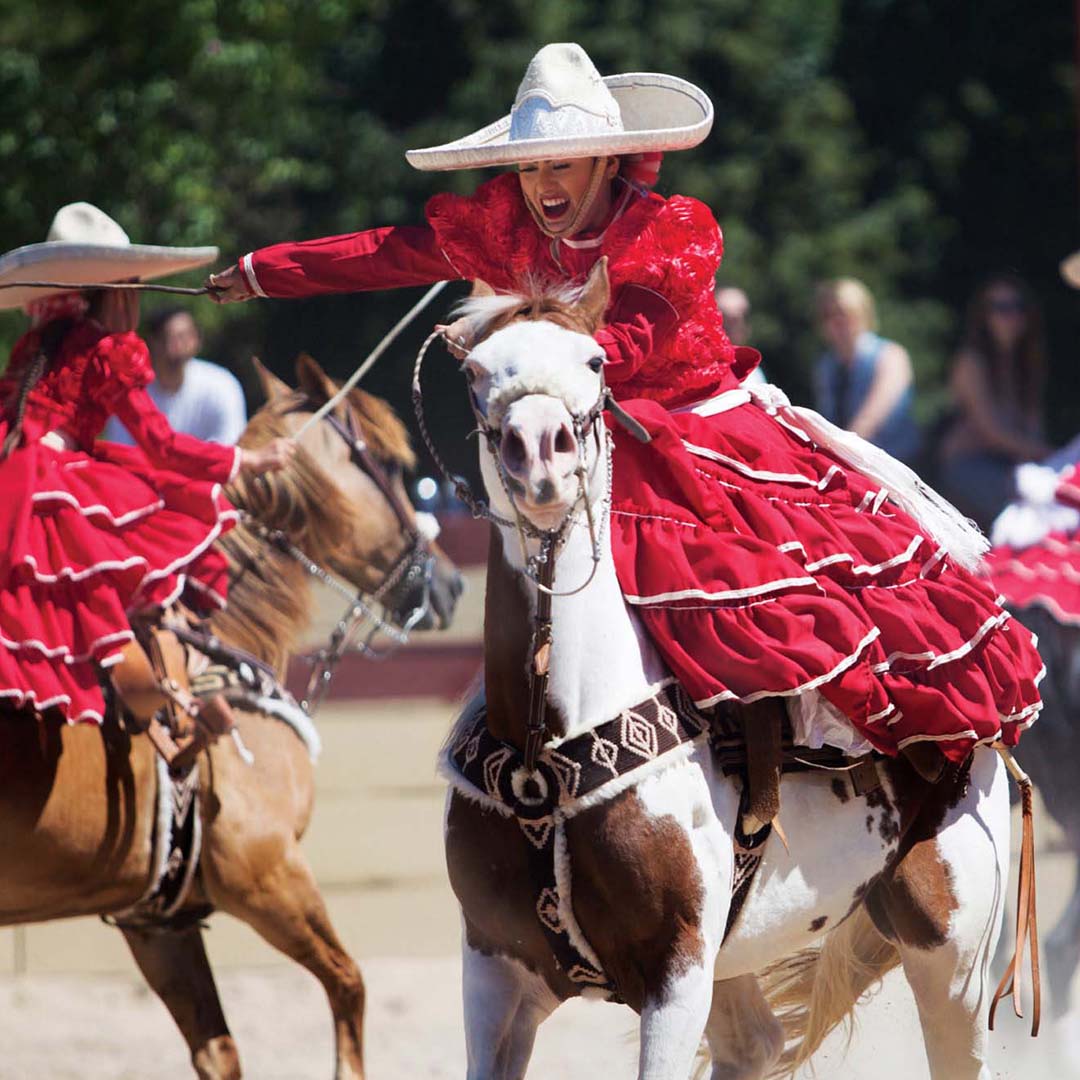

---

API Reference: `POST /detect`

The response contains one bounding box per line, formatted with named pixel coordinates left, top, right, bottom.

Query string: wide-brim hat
left=0, top=202, right=218, bottom=310
left=1062, top=249, right=1080, bottom=289
left=406, top=43, right=713, bottom=172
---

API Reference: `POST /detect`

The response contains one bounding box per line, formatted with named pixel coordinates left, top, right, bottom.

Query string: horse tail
left=757, top=905, right=900, bottom=1078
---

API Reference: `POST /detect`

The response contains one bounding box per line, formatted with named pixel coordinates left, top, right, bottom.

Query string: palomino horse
left=0, top=354, right=461, bottom=1080
left=437, top=263, right=1014, bottom=1079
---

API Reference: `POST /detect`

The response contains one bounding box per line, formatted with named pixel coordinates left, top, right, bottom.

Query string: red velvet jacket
left=241, top=174, right=742, bottom=407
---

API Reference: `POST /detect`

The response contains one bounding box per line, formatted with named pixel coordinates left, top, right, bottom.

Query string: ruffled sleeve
left=94, top=331, right=154, bottom=392
left=602, top=193, right=736, bottom=404
left=426, top=173, right=550, bottom=290
left=93, top=333, right=238, bottom=484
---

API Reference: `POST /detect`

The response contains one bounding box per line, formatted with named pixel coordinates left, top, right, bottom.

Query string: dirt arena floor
left=1, top=590, right=1076, bottom=1078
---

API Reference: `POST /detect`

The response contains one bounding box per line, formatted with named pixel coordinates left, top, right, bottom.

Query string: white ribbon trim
left=31, top=489, right=165, bottom=527
left=241, top=253, right=268, bottom=298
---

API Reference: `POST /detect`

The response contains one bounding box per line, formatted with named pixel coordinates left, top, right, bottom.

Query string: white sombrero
left=0, top=202, right=219, bottom=310
left=406, top=43, right=713, bottom=172
left=1062, top=249, right=1080, bottom=289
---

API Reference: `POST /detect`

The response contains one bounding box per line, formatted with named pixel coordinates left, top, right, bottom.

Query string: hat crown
left=46, top=202, right=130, bottom=247
left=509, top=43, right=623, bottom=147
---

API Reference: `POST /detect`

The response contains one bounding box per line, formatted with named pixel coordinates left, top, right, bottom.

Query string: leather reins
left=245, top=397, right=436, bottom=713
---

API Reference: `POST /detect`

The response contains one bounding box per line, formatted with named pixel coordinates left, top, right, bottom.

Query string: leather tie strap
left=990, top=746, right=1041, bottom=1037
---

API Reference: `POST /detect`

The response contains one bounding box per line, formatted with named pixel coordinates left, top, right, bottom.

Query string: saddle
left=110, top=619, right=238, bottom=773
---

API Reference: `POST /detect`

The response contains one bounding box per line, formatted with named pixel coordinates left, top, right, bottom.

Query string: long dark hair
left=1, top=316, right=76, bottom=458
left=960, top=273, right=1047, bottom=423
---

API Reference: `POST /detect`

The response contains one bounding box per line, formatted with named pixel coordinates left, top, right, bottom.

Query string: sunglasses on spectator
left=987, top=297, right=1027, bottom=315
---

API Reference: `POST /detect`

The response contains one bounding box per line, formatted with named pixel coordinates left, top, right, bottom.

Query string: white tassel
left=747, top=384, right=989, bottom=571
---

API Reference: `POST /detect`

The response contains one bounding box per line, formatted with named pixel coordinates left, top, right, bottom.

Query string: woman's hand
left=436, top=318, right=473, bottom=360
left=239, top=437, right=296, bottom=474
left=205, top=265, right=255, bottom=304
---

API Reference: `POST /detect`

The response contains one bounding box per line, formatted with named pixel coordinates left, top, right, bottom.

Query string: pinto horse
left=0, top=354, right=461, bottom=1080
left=439, top=262, right=1014, bottom=1080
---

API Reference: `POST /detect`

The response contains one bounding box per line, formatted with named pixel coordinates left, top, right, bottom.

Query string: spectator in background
left=715, top=284, right=767, bottom=385
left=813, top=277, right=920, bottom=463
left=938, top=273, right=1052, bottom=530
left=104, top=306, right=246, bottom=446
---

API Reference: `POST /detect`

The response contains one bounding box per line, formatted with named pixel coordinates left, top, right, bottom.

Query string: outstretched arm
left=110, top=387, right=293, bottom=482
left=208, top=223, right=457, bottom=302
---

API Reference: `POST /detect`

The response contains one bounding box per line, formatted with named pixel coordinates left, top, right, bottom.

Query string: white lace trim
left=0, top=627, right=133, bottom=664
left=0, top=685, right=104, bottom=724
left=625, top=574, right=818, bottom=606
left=31, top=489, right=165, bottom=527
left=870, top=610, right=1007, bottom=674
left=682, top=440, right=843, bottom=490
left=693, top=627, right=881, bottom=708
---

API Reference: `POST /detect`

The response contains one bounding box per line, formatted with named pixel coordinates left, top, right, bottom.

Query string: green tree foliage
left=0, top=0, right=1074, bottom=473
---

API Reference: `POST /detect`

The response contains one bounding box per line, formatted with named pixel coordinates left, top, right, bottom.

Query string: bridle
left=412, top=325, right=650, bottom=769
left=245, top=398, right=437, bottom=714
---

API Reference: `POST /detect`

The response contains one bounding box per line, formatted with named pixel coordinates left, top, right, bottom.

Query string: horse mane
left=453, top=278, right=602, bottom=347
left=209, top=386, right=414, bottom=672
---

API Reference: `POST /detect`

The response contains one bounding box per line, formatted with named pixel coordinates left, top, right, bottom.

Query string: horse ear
left=295, top=353, right=345, bottom=416
left=251, top=356, right=291, bottom=402
left=578, top=256, right=610, bottom=332
left=471, top=279, right=496, bottom=298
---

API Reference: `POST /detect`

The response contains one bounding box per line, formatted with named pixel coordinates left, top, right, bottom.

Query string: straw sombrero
left=0, top=202, right=218, bottom=310
left=406, top=43, right=713, bottom=172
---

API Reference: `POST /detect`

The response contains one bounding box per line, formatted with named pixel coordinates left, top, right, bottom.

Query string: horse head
left=456, top=258, right=612, bottom=537
left=217, top=355, right=462, bottom=671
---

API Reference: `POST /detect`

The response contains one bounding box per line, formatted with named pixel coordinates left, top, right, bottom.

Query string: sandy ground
left=0, top=956, right=1075, bottom=1078
left=0, top=687, right=1076, bottom=1077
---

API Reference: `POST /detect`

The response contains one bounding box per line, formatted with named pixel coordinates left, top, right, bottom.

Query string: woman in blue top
left=813, top=277, right=920, bottom=464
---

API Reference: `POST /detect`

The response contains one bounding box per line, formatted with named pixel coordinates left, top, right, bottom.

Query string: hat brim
left=406, top=73, right=713, bottom=172
left=0, top=242, right=219, bottom=310
left=1062, top=250, right=1080, bottom=289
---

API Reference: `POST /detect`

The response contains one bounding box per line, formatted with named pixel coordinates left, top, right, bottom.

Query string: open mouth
left=540, top=195, right=572, bottom=221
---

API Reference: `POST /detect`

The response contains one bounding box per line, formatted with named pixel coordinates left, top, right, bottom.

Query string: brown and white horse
left=0, top=354, right=462, bottom=1080
left=440, top=264, right=1013, bottom=1080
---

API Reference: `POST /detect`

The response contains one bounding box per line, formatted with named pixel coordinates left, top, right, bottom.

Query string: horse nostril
left=502, top=428, right=528, bottom=474
left=554, top=424, right=575, bottom=455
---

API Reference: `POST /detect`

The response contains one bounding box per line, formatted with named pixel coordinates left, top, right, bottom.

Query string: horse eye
left=587, top=356, right=604, bottom=373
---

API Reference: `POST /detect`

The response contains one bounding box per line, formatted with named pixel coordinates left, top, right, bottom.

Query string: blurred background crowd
left=0, top=0, right=1077, bottom=529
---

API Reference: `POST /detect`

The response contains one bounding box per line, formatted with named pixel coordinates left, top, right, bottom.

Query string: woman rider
left=0, top=201, right=292, bottom=744
left=208, top=43, right=1042, bottom=771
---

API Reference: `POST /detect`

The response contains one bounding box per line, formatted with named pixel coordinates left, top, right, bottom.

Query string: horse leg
left=638, top=960, right=716, bottom=1080
left=203, top=839, right=366, bottom=1080
left=702, top=974, right=783, bottom=1080
left=461, top=942, right=557, bottom=1080
left=872, top=752, right=1009, bottom=1080
left=121, top=925, right=241, bottom=1080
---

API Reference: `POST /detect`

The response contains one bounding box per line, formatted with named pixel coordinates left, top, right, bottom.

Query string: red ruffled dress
left=0, top=317, right=240, bottom=723
left=986, top=462, right=1080, bottom=626
left=241, top=172, right=1043, bottom=760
